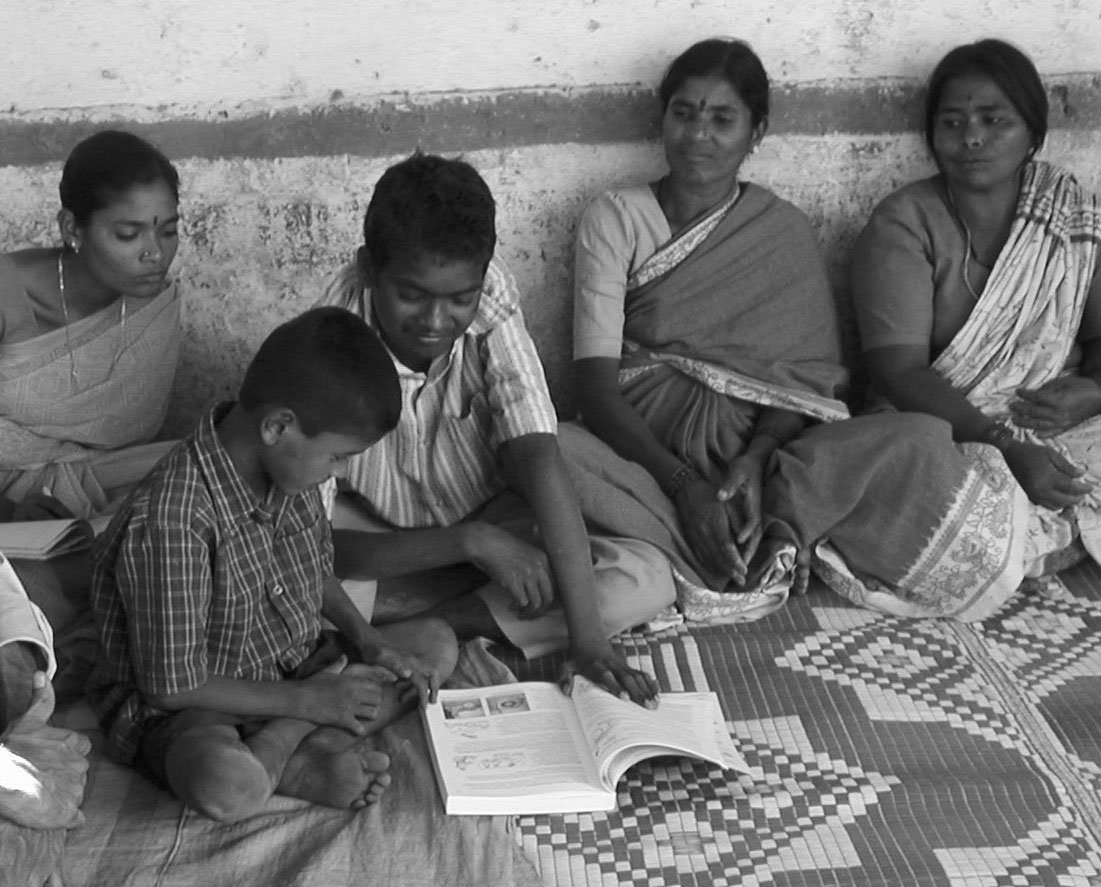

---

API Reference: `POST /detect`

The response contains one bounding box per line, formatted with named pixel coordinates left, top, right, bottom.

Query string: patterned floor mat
left=511, top=574, right=1101, bottom=886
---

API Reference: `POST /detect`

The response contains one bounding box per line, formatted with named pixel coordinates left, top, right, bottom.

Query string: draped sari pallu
left=0, top=286, right=180, bottom=519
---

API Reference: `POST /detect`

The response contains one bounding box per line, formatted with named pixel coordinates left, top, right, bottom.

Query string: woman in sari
left=574, top=38, right=1032, bottom=624
left=852, top=39, right=1101, bottom=585
left=0, top=130, right=182, bottom=523
left=573, top=38, right=853, bottom=621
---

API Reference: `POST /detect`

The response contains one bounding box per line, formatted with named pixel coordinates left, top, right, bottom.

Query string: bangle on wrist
left=979, top=421, right=1016, bottom=451
left=663, top=462, right=701, bottom=499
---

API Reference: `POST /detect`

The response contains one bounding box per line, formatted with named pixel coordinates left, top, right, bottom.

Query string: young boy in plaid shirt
left=87, top=306, right=457, bottom=822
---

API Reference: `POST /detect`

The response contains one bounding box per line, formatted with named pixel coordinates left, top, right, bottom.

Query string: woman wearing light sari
left=574, top=38, right=1032, bottom=624
left=852, top=39, right=1101, bottom=596
left=0, top=131, right=182, bottom=523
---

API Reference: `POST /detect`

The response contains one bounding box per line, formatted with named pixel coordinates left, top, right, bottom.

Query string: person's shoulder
left=1035, top=161, right=1101, bottom=214
left=737, top=183, right=821, bottom=246
left=476, top=256, right=524, bottom=324
left=741, top=183, right=810, bottom=224
left=0, top=250, right=45, bottom=317
left=580, top=184, right=658, bottom=232
left=128, top=431, right=218, bottom=530
left=868, top=176, right=944, bottom=225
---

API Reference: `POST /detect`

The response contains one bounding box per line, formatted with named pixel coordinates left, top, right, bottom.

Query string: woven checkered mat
left=512, top=564, right=1101, bottom=886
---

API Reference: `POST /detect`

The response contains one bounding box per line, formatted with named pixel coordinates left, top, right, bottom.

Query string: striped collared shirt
left=87, top=402, right=331, bottom=764
left=318, top=257, right=558, bottom=528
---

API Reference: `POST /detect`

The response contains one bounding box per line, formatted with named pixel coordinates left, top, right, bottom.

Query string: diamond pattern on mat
left=515, top=713, right=898, bottom=887
left=776, top=607, right=1029, bottom=752
left=980, top=595, right=1101, bottom=700
left=934, top=807, right=1101, bottom=886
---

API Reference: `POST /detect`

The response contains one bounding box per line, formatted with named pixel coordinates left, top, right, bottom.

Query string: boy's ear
left=258, top=407, right=300, bottom=446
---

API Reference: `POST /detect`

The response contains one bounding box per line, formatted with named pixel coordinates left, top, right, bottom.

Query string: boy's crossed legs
left=144, top=617, right=455, bottom=823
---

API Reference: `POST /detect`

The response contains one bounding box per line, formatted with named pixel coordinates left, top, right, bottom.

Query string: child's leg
left=475, top=535, right=675, bottom=659
left=290, top=617, right=459, bottom=756
left=277, top=617, right=457, bottom=808
left=154, top=710, right=390, bottom=822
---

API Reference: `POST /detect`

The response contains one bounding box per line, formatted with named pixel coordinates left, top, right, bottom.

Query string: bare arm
left=865, top=343, right=994, bottom=440
left=574, top=357, right=684, bottom=486
left=499, top=432, right=657, bottom=705
left=333, top=523, right=479, bottom=580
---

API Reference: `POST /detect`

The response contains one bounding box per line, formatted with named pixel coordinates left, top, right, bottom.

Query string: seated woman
left=0, top=130, right=182, bottom=523
left=575, top=38, right=1032, bottom=623
left=852, top=39, right=1101, bottom=592
left=573, top=38, right=852, bottom=621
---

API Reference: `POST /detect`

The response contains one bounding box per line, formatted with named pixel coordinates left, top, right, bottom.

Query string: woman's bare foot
left=277, top=734, right=392, bottom=809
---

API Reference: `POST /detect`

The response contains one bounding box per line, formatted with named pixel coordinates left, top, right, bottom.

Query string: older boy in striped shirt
left=320, top=154, right=674, bottom=707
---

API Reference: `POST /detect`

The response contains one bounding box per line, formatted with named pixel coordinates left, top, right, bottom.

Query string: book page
left=422, top=681, right=610, bottom=814
left=568, top=676, right=752, bottom=790
left=0, top=520, right=92, bottom=560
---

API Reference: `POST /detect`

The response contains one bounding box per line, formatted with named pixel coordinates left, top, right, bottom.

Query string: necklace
left=944, top=186, right=988, bottom=302
left=959, top=220, right=982, bottom=301
left=57, top=249, right=127, bottom=390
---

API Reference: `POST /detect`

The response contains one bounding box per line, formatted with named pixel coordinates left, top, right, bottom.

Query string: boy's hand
left=468, top=523, right=555, bottom=618
left=299, top=665, right=395, bottom=733
left=560, top=643, right=659, bottom=709
left=368, top=645, right=442, bottom=706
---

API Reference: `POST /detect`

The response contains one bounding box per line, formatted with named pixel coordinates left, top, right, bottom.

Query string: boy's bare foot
left=277, top=735, right=391, bottom=809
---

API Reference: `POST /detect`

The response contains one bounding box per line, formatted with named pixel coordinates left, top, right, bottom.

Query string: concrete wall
left=2, top=1, right=1100, bottom=434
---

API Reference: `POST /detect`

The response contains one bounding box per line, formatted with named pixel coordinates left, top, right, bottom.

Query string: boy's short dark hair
left=240, top=306, right=401, bottom=439
left=362, top=152, right=496, bottom=271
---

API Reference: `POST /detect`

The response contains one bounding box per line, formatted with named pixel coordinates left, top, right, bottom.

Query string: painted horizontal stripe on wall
left=1, top=77, right=1098, bottom=166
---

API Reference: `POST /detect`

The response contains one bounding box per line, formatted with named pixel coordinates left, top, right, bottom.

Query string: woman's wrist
left=978, top=421, right=1016, bottom=451
left=662, top=462, right=702, bottom=500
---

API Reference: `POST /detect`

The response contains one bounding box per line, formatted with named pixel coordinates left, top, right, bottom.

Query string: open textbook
left=0, top=519, right=94, bottom=560
left=421, top=676, right=754, bottom=815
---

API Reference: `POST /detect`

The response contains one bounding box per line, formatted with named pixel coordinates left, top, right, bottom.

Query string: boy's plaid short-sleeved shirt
left=87, top=402, right=331, bottom=764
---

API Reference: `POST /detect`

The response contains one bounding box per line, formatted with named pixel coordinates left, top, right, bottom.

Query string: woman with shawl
left=0, top=131, right=181, bottom=523
left=574, top=38, right=1025, bottom=623
left=852, top=39, right=1101, bottom=603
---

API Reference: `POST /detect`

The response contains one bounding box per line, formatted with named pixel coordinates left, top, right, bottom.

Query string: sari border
left=620, top=344, right=851, bottom=423
left=626, top=185, right=741, bottom=291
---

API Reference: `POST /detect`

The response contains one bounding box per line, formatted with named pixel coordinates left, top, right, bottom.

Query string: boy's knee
left=164, top=733, right=273, bottom=823
left=421, top=617, right=460, bottom=681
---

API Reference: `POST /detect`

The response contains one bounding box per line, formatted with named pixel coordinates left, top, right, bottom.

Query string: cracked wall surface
left=2, top=1, right=1099, bottom=432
